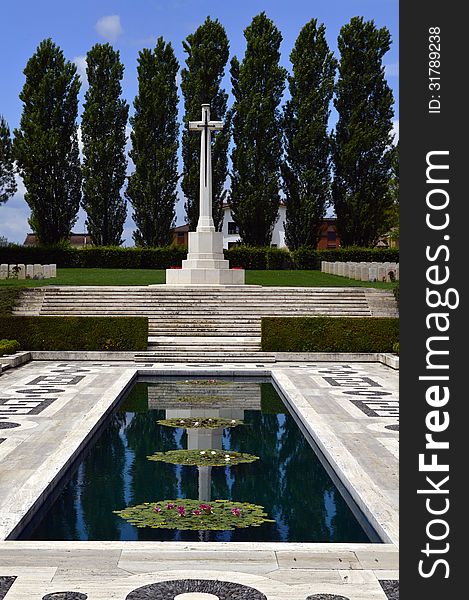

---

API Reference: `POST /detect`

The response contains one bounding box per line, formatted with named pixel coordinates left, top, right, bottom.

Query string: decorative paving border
left=125, top=579, right=267, bottom=600
left=0, top=576, right=16, bottom=599
left=379, top=580, right=399, bottom=600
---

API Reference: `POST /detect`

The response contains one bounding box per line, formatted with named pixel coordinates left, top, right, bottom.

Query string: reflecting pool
left=25, top=378, right=372, bottom=542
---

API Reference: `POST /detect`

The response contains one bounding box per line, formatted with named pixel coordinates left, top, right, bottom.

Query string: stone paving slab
left=0, top=543, right=398, bottom=599
left=0, top=360, right=398, bottom=599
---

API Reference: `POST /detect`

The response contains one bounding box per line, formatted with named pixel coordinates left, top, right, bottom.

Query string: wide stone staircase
left=13, top=286, right=398, bottom=362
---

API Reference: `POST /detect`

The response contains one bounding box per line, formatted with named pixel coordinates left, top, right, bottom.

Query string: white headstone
left=43, top=264, right=51, bottom=278
left=33, top=264, right=43, bottom=279
left=8, top=264, right=19, bottom=278
left=17, top=264, right=26, bottom=279
left=50, top=264, right=57, bottom=277
left=361, top=265, right=370, bottom=281
left=386, top=263, right=397, bottom=282
left=0, top=264, right=7, bottom=280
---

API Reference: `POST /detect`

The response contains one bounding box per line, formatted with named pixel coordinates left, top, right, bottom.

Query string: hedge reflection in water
left=29, top=381, right=369, bottom=542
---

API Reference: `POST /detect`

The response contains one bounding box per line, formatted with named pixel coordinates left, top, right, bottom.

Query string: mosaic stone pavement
left=379, top=580, right=399, bottom=600
left=0, top=359, right=398, bottom=599
left=0, top=577, right=16, bottom=599
left=125, top=579, right=267, bottom=599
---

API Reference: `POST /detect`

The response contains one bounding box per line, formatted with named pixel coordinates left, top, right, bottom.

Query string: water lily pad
left=157, top=417, right=243, bottom=429
left=147, top=449, right=259, bottom=467
left=114, top=499, right=275, bottom=531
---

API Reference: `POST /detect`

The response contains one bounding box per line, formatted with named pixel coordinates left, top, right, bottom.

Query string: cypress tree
left=81, top=43, right=129, bottom=246
left=14, top=39, right=81, bottom=244
left=0, top=115, right=17, bottom=205
left=332, top=17, right=395, bottom=247
left=385, top=142, right=399, bottom=239
left=230, top=13, right=286, bottom=246
left=181, top=17, right=230, bottom=231
left=126, top=38, right=179, bottom=247
left=283, top=19, right=337, bottom=250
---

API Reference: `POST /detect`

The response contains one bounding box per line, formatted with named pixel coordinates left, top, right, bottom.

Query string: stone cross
left=189, top=104, right=223, bottom=232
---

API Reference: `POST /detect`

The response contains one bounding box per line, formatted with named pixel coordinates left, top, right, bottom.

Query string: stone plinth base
left=165, top=229, right=245, bottom=285
left=165, top=267, right=245, bottom=285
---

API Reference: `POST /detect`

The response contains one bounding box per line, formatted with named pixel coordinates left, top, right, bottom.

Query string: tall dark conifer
left=14, top=39, right=81, bottom=244
left=126, top=38, right=179, bottom=247
left=0, top=115, right=17, bottom=205
left=81, top=43, right=129, bottom=246
left=283, top=19, right=336, bottom=250
left=230, top=13, right=286, bottom=246
left=181, top=17, right=230, bottom=231
left=332, top=17, right=394, bottom=247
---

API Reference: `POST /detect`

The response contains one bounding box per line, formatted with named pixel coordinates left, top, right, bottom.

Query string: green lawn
left=0, top=268, right=396, bottom=289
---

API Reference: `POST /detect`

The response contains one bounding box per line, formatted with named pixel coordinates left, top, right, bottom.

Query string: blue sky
left=0, top=0, right=398, bottom=244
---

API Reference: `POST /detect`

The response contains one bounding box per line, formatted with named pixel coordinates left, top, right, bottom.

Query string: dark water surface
left=26, top=379, right=371, bottom=542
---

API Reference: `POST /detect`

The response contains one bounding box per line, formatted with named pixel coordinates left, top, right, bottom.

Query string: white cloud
left=95, top=15, right=123, bottom=42
left=73, top=55, right=87, bottom=84
left=385, top=62, right=399, bottom=77
left=391, top=119, right=399, bottom=143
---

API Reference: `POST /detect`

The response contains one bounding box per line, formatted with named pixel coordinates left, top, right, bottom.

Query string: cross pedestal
left=166, top=104, right=244, bottom=285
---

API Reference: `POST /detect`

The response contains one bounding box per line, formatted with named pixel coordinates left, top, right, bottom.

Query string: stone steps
left=135, top=352, right=277, bottom=363
left=149, top=336, right=261, bottom=345
left=148, top=331, right=261, bottom=337
left=13, top=287, right=398, bottom=357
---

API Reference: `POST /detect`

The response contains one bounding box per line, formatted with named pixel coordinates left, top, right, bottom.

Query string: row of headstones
left=321, top=261, right=399, bottom=282
left=0, top=264, right=57, bottom=280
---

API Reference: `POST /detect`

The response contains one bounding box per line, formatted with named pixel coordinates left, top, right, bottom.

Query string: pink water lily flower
left=166, top=503, right=175, bottom=510
left=231, top=508, right=241, bottom=517
left=153, top=506, right=162, bottom=513
left=192, top=509, right=201, bottom=516
left=177, top=505, right=186, bottom=517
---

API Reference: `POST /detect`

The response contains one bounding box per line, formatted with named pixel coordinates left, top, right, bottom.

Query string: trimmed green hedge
left=261, top=317, right=399, bottom=353
left=0, top=316, right=148, bottom=351
left=0, top=245, right=187, bottom=269
left=316, top=247, right=399, bottom=263
left=1, top=244, right=399, bottom=270
left=0, top=339, right=21, bottom=356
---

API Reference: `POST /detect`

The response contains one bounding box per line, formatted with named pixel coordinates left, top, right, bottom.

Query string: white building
left=222, top=204, right=287, bottom=249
